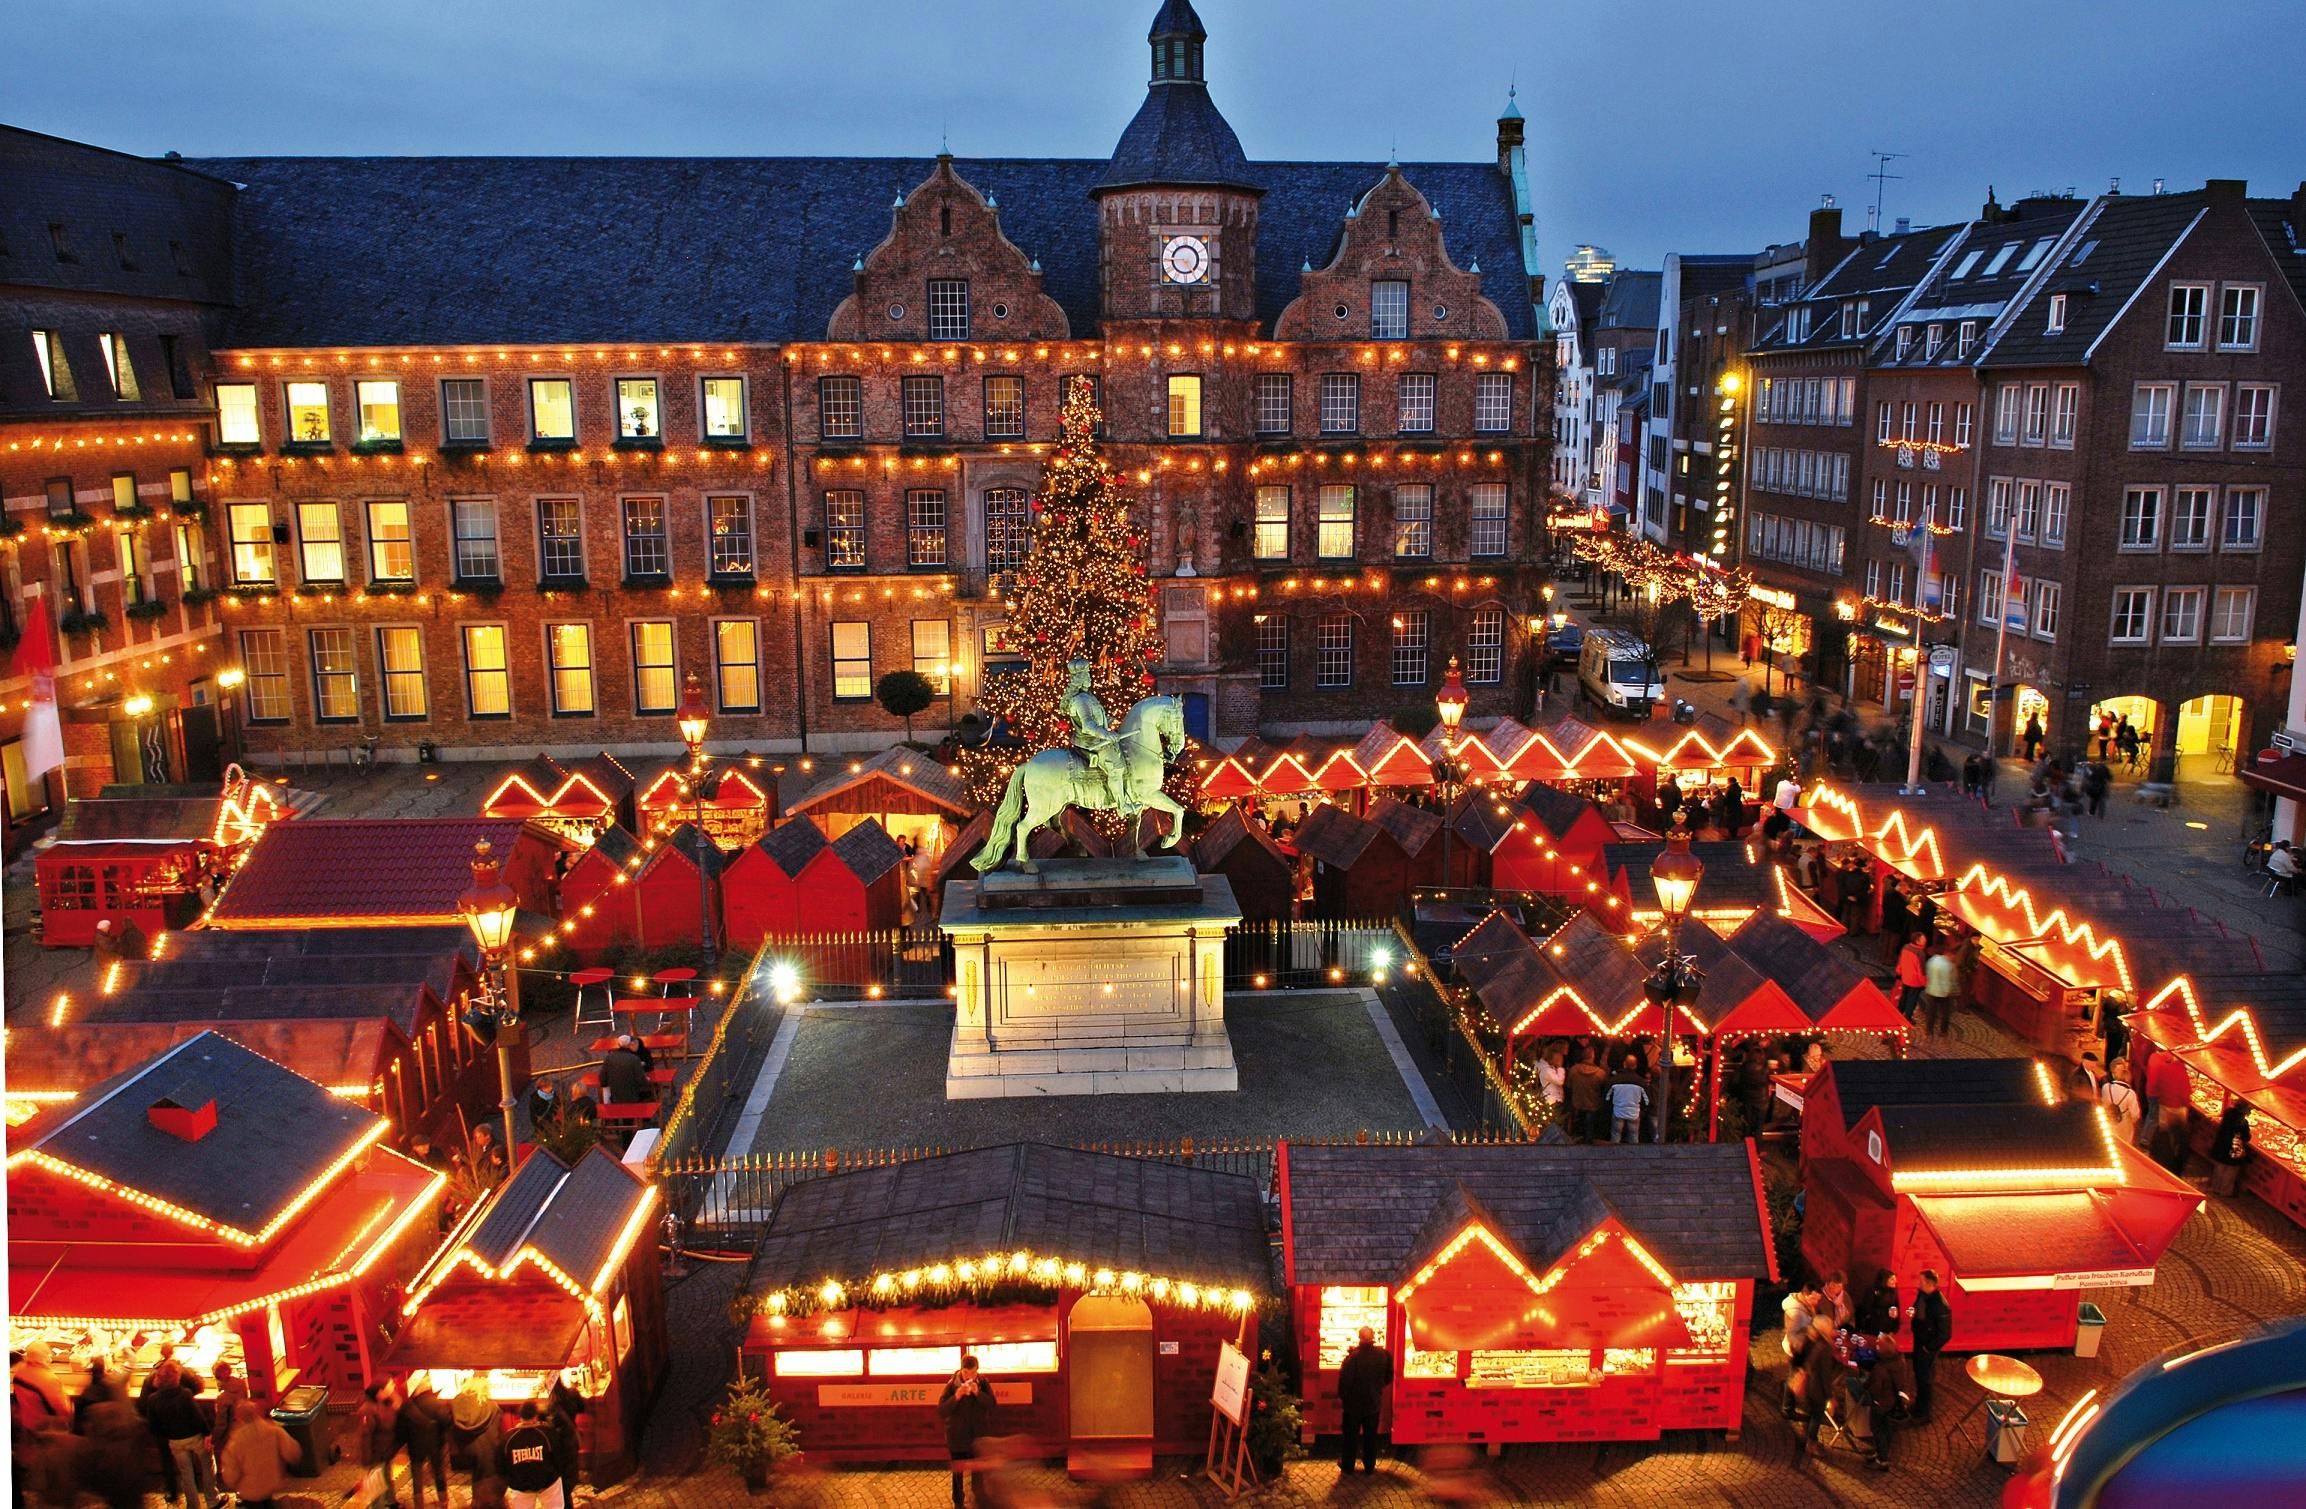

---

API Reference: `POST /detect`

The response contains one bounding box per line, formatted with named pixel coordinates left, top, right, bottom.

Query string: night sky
left=8, top=0, right=2299, bottom=271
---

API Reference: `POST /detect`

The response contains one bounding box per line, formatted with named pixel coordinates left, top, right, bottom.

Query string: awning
left=387, top=1307, right=589, bottom=1373
left=2238, top=751, right=2306, bottom=801
left=1909, top=1191, right=2148, bottom=1289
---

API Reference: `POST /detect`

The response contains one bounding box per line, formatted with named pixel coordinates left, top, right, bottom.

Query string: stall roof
left=1447, top=789, right=1519, bottom=854
left=2134, top=975, right=2306, bottom=1088
left=1292, top=802, right=1388, bottom=869
left=1352, top=725, right=1434, bottom=786
left=1516, top=782, right=1607, bottom=843
left=751, top=816, right=830, bottom=878
left=8, top=1031, right=386, bottom=1243
left=94, top=926, right=470, bottom=1037
left=418, top=1146, right=655, bottom=1304
left=831, top=820, right=907, bottom=887
left=1909, top=1192, right=2148, bottom=1278
left=53, top=797, right=228, bottom=844
left=1190, top=806, right=1292, bottom=873
left=1366, top=795, right=1444, bottom=858
left=208, top=818, right=560, bottom=927
left=1723, top=912, right=1899, bottom=1030
left=1823, top=1058, right=2046, bottom=1129
left=1873, top=1099, right=2116, bottom=1178
left=2, top=1019, right=395, bottom=1099
left=1534, top=715, right=1639, bottom=779
left=784, top=746, right=970, bottom=819
left=1283, top=1142, right=1775, bottom=1285
left=749, top=1143, right=1269, bottom=1294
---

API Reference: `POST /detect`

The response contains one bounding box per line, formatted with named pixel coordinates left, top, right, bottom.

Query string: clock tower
left=1092, top=0, right=1263, bottom=324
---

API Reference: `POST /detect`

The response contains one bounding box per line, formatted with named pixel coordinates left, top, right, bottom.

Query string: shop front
left=1738, top=586, right=1815, bottom=697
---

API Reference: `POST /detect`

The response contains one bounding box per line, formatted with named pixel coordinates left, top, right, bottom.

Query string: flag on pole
left=10, top=605, right=66, bottom=786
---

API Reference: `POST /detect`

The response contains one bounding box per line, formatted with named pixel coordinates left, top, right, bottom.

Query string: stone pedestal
left=941, top=855, right=1240, bottom=1099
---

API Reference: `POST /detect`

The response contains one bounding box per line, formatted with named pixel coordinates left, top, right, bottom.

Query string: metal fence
left=1222, top=920, right=1398, bottom=990
left=651, top=937, right=780, bottom=1164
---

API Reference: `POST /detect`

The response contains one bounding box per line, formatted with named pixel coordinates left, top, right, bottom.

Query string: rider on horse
left=1061, top=658, right=1129, bottom=808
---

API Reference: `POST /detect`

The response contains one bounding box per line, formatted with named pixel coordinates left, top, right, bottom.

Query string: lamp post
left=1434, top=657, right=1471, bottom=890
left=1643, top=816, right=1705, bottom=1143
left=458, top=838, right=523, bottom=1165
left=214, top=666, right=246, bottom=767
left=676, top=671, right=717, bottom=964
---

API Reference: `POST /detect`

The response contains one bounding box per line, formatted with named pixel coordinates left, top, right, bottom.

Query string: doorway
left=1067, top=1294, right=1153, bottom=1441
left=2176, top=694, right=2244, bottom=757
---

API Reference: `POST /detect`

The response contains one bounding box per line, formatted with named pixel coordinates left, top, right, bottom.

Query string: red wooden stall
left=1189, top=807, right=1298, bottom=924
left=1490, top=783, right=1619, bottom=895
left=723, top=817, right=906, bottom=955
left=1354, top=725, right=1437, bottom=790
left=479, top=754, right=636, bottom=843
left=34, top=779, right=290, bottom=948
left=1295, top=803, right=1419, bottom=919
left=555, top=824, right=725, bottom=960
left=2129, top=975, right=2306, bottom=1229
left=206, top=818, right=568, bottom=932
left=635, top=762, right=774, bottom=850
left=1280, top=1141, right=1776, bottom=1447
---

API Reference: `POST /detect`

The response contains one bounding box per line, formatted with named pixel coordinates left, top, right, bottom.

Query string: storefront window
left=1402, top=1339, right=1458, bottom=1379
left=1316, top=1285, right=1388, bottom=1369
left=773, top=1350, right=865, bottom=1377
left=1600, top=1348, right=1657, bottom=1377
left=866, top=1347, right=962, bottom=1376
left=1669, top=1281, right=1738, bottom=1360
left=1465, top=1349, right=1590, bottom=1388
left=968, top=1341, right=1058, bottom=1374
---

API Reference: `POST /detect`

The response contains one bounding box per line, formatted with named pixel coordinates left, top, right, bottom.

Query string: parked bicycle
left=351, top=733, right=380, bottom=771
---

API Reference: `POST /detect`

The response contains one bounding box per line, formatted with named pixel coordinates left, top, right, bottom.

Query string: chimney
left=148, top=1096, right=218, bottom=1142
left=1805, top=203, right=1848, bottom=285
left=2205, top=178, right=2247, bottom=206
left=1981, top=185, right=2003, bottom=222
left=1893, top=216, right=1911, bottom=235
left=2152, top=178, right=2165, bottom=195
left=2293, top=180, right=2306, bottom=232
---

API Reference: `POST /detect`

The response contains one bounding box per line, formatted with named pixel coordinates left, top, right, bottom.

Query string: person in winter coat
left=1336, top=1327, right=1394, bottom=1474
left=1798, top=1318, right=1844, bottom=1456
left=1854, top=1269, right=1903, bottom=1336
left=397, top=1376, right=455, bottom=1509
left=80, top=1393, right=155, bottom=1509
left=452, top=1377, right=505, bottom=1488
left=207, top=1360, right=250, bottom=1463
left=1907, top=1270, right=1955, bottom=1420
left=547, top=1376, right=585, bottom=1507
left=938, top=1354, right=999, bottom=1507
left=354, top=1382, right=404, bottom=1509
left=1855, top=1336, right=1916, bottom=1471
left=143, top=1360, right=221, bottom=1508
left=500, top=1401, right=564, bottom=1509
left=218, top=1399, right=301, bottom=1508
left=599, top=1038, right=652, bottom=1104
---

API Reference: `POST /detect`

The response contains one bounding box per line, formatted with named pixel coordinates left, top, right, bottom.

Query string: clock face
left=1161, top=234, right=1212, bottom=285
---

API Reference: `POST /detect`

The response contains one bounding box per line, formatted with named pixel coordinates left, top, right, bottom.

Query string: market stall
left=736, top=1144, right=1268, bottom=1470
left=1799, top=1058, right=2202, bottom=1351
left=2129, top=975, right=2306, bottom=1228
left=1625, top=722, right=1777, bottom=829
left=635, top=763, right=774, bottom=851
left=1598, top=840, right=1836, bottom=938
left=1190, top=806, right=1299, bottom=923
left=1489, top=783, right=1619, bottom=896
left=1720, top=913, right=1908, bottom=1043
left=1279, top=1141, right=1776, bottom=1446
left=1353, top=725, right=1437, bottom=789
left=479, top=754, right=637, bottom=843
left=1295, top=802, right=1420, bottom=919
left=206, top=818, right=569, bottom=932
left=390, top=1147, right=664, bottom=1483
left=7, top=1033, right=445, bottom=1404
left=35, top=778, right=291, bottom=948
left=555, top=824, right=724, bottom=959
left=1531, top=715, right=1641, bottom=784
left=722, top=818, right=906, bottom=957
left=1628, top=923, right=1810, bottom=1140
left=782, top=746, right=972, bottom=860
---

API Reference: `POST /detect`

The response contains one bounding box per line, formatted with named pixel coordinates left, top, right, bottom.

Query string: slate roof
left=90, top=925, right=469, bottom=1037
left=208, top=817, right=540, bottom=925
left=1446, top=789, right=1517, bottom=853
left=642, top=823, right=728, bottom=880
left=830, top=819, right=906, bottom=886
left=1190, top=805, right=1291, bottom=872
left=1886, top=198, right=2087, bottom=368
left=2, top=1019, right=396, bottom=1097
left=1518, top=781, right=1602, bottom=837
left=1094, top=75, right=1257, bottom=194
left=1723, top=911, right=1871, bottom=1023
left=10, top=1031, right=382, bottom=1238
left=581, top=823, right=645, bottom=873
left=1596, top=271, right=1661, bottom=331
left=53, top=797, right=223, bottom=844
left=1874, top=1099, right=2112, bottom=1176
left=1602, top=840, right=1770, bottom=907
left=444, top=1146, right=652, bottom=1299
left=1675, top=253, right=1758, bottom=303
left=748, top=1143, right=1270, bottom=1292
left=1751, top=219, right=1958, bottom=354
left=0, top=126, right=238, bottom=308
left=751, top=817, right=830, bottom=879
left=1565, top=280, right=1605, bottom=345
left=1283, top=1143, right=1773, bottom=1285
left=785, top=745, right=971, bottom=818
left=1823, top=1057, right=2042, bottom=1129
left=2245, top=195, right=2306, bottom=317
left=185, top=153, right=1536, bottom=345
left=1981, top=189, right=2219, bottom=368
left=1292, top=802, right=1388, bottom=869
left=1366, top=795, right=1443, bottom=858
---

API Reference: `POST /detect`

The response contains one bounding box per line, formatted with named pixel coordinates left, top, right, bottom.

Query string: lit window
left=983, top=375, right=1025, bottom=439
left=298, top=503, right=345, bottom=583
left=1316, top=485, right=1356, bottom=559
left=1254, top=486, right=1290, bottom=561
left=1371, top=279, right=1409, bottom=339
left=928, top=279, right=971, bottom=341
left=308, top=627, right=360, bottom=722
left=819, top=375, right=863, bottom=439
left=831, top=621, right=872, bottom=700
left=228, top=503, right=275, bottom=584
left=463, top=625, right=510, bottom=718
left=216, top=382, right=260, bottom=445
left=902, top=375, right=944, bottom=438
left=98, top=332, right=139, bottom=400
left=715, top=619, right=761, bottom=712
left=30, top=329, right=73, bottom=400
left=1320, top=374, right=1360, bottom=433
left=1168, top=374, right=1204, bottom=438
left=547, top=623, right=594, bottom=715
left=1466, top=606, right=1505, bottom=684
left=1317, top=613, right=1354, bottom=688
left=912, top=619, right=951, bottom=694
left=773, top=1351, right=863, bottom=1378
left=907, top=489, right=947, bottom=567
left=359, top=500, right=415, bottom=584
left=1397, top=372, right=1436, bottom=433
left=630, top=620, right=676, bottom=714
left=701, top=376, right=747, bottom=440
left=442, top=378, right=489, bottom=444
left=967, top=1341, right=1057, bottom=1374
left=1392, top=484, right=1431, bottom=559
left=1315, top=1287, right=1388, bottom=1370
left=286, top=380, right=332, bottom=444
left=355, top=379, right=401, bottom=445
left=538, top=499, right=585, bottom=581
left=116, top=526, right=147, bottom=604
left=985, top=488, right=1030, bottom=572
left=529, top=378, right=576, bottom=442
left=709, top=496, right=754, bottom=577
left=240, top=629, right=289, bottom=721
left=868, top=1347, right=962, bottom=1377
left=1470, top=483, right=1508, bottom=557
left=616, top=378, right=661, bottom=441
left=824, top=491, right=866, bottom=570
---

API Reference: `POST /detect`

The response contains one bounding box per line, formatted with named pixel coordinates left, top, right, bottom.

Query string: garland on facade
left=1568, top=534, right=1753, bottom=618
left=736, top=1247, right=1264, bottom=1322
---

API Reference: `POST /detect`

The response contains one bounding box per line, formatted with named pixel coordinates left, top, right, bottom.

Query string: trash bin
left=2076, top=1302, right=2107, bottom=1357
left=269, top=1384, right=330, bottom=1477
left=1985, top=1399, right=2030, bottom=1464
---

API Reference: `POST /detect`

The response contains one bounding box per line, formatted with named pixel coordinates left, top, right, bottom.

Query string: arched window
left=985, top=488, right=1032, bottom=572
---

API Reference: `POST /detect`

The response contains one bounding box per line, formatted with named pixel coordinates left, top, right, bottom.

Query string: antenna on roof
left=1867, top=150, right=1907, bottom=233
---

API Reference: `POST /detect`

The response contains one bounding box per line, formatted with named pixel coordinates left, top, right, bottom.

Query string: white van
left=1578, top=628, right=1665, bottom=718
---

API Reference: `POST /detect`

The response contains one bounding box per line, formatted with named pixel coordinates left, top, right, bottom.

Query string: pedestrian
left=80, top=1389, right=153, bottom=1509
left=1738, top=1045, right=1774, bottom=1133
left=1854, top=1268, right=1903, bottom=1335
left=1565, top=1044, right=1609, bottom=1143
left=143, top=1360, right=221, bottom=1509
left=2073, top=1051, right=2106, bottom=1100
left=2084, top=760, right=2111, bottom=818
left=1922, top=942, right=1959, bottom=1037
left=600, top=1035, right=651, bottom=1104
left=1908, top=1270, right=1953, bottom=1420
left=73, top=1354, right=120, bottom=1432
left=1608, top=1056, right=1650, bottom=1144
left=2209, top=1103, right=2255, bottom=1196
left=546, top=1377, right=584, bottom=1509
left=397, top=1374, right=454, bottom=1509
left=525, top=1075, right=564, bottom=1132
left=1336, top=1326, right=1393, bottom=1475
left=501, top=1402, right=564, bottom=1509
left=2100, top=1060, right=2143, bottom=1141
left=11, top=1339, right=73, bottom=1496
left=938, top=1354, right=998, bottom=1506
left=452, top=1376, right=504, bottom=1490
left=1534, top=1040, right=1568, bottom=1117
left=208, top=1359, right=249, bottom=1466
left=218, top=1398, right=301, bottom=1509
left=1799, top=1317, right=1843, bottom=1457
left=2117, top=717, right=2140, bottom=770
left=2021, top=712, right=2044, bottom=763
left=1894, top=932, right=1928, bottom=1021
left=1779, top=1287, right=1822, bottom=1419
left=1857, top=1335, right=1915, bottom=1472
left=1731, top=679, right=1752, bottom=725
left=1818, top=1271, right=1854, bottom=1328
left=353, top=1381, right=404, bottom=1509
left=2146, top=1048, right=2194, bottom=1173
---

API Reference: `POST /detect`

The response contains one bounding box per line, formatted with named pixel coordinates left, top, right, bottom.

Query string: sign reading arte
left=817, top=1381, right=1033, bottom=1408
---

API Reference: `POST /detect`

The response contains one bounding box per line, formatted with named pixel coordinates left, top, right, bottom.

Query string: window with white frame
left=1320, top=374, right=1360, bottom=433
left=1946, top=485, right=1967, bottom=531
left=366, top=500, right=414, bottom=582
left=547, top=623, right=594, bottom=715
left=1254, top=486, right=1290, bottom=561
left=716, top=619, right=762, bottom=712
left=1391, top=609, right=1430, bottom=686
left=1475, top=373, right=1513, bottom=432
left=906, top=489, right=947, bottom=567
left=538, top=498, right=585, bottom=580
left=824, top=491, right=865, bottom=570
left=1256, top=617, right=1288, bottom=689
left=2130, top=384, right=2173, bottom=447
left=709, top=495, right=754, bottom=576
left=1894, top=480, right=1912, bottom=527
left=1978, top=569, right=2004, bottom=626
left=1954, top=401, right=1974, bottom=447
left=2042, top=482, right=2069, bottom=546
left=2167, top=284, right=2209, bottom=349
left=297, top=502, right=345, bottom=583
left=2223, top=486, right=2265, bottom=550
left=2178, top=384, right=2226, bottom=449
left=902, top=375, right=945, bottom=437
left=617, top=378, right=661, bottom=440
left=927, top=279, right=970, bottom=340
left=2234, top=384, right=2275, bottom=448
left=356, top=380, right=401, bottom=445
left=1254, top=374, right=1293, bottom=434
left=31, top=328, right=74, bottom=400
left=286, top=380, right=332, bottom=444
left=1957, top=321, right=1977, bottom=358
left=1316, top=485, right=1356, bottom=558
left=1397, top=372, right=1436, bottom=433
left=2211, top=586, right=2255, bottom=642
left=983, top=375, right=1025, bottom=438
left=241, top=628, right=289, bottom=721
left=2219, top=285, right=2260, bottom=350
left=1889, top=562, right=1907, bottom=605
left=1371, top=280, right=1410, bottom=339
left=307, top=627, right=359, bottom=721
left=217, top=382, right=261, bottom=445
left=2160, top=588, right=2203, bottom=644
left=630, top=620, right=677, bottom=713
left=1316, top=614, right=1354, bottom=688
left=622, top=497, right=669, bottom=578
left=1167, top=374, right=1203, bottom=437
left=1895, top=327, right=1913, bottom=361
left=1871, top=479, right=1887, bottom=520
left=985, top=488, right=1031, bottom=572
left=2015, top=480, right=2041, bottom=541
left=2032, top=580, right=2061, bottom=639
left=528, top=378, right=575, bottom=442
left=1995, top=384, right=2021, bottom=443
left=463, top=624, right=511, bottom=717
left=1876, top=402, right=1893, bottom=444
left=442, top=378, right=489, bottom=444
left=819, top=375, right=863, bottom=439
left=228, top=503, right=275, bottom=584
left=2170, top=486, right=2213, bottom=549
left=2046, top=294, right=2067, bottom=334
left=1466, top=606, right=1505, bottom=684
left=1925, top=323, right=1943, bottom=359
left=1864, top=560, right=1880, bottom=598
left=1927, top=402, right=1943, bottom=444
left=1393, top=485, right=1432, bottom=558
left=2110, top=587, right=2153, bottom=643
left=1470, top=483, right=1507, bottom=557
left=2051, top=384, right=2078, bottom=447
left=1986, top=477, right=2012, bottom=537
left=701, top=376, right=748, bottom=440
left=830, top=621, right=872, bottom=700
left=1902, top=402, right=1919, bottom=442
left=910, top=619, right=950, bottom=694
left=376, top=626, right=427, bottom=720
left=2024, top=385, right=2049, bottom=445
left=2119, top=487, right=2160, bottom=549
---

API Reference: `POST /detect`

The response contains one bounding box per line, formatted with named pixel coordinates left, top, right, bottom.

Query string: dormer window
left=1894, top=327, right=1913, bottom=361
left=2046, top=294, right=2068, bottom=335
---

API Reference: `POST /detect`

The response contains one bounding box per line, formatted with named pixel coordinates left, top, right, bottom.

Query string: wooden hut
left=723, top=818, right=907, bottom=955
left=782, top=746, right=971, bottom=858
left=206, top=818, right=569, bottom=932
left=35, top=780, right=290, bottom=948
left=390, top=1147, right=664, bottom=1483
left=1489, top=783, right=1619, bottom=895
left=1366, top=796, right=1449, bottom=887
left=1280, top=1142, right=1776, bottom=1447
left=1720, top=913, right=1908, bottom=1043
left=1800, top=1059, right=2202, bottom=1350
left=6, top=1033, right=445, bottom=1402
left=478, top=754, right=636, bottom=842
left=1353, top=725, right=1436, bottom=790
left=2129, top=974, right=2306, bottom=1228
left=738, top=1144, right=1269, bottom=1472
left=1190, top=807, right=1298, bottom=924
left=1294, top=803, right=1416, bottom=919
left=555, top=824, right=724, bottom=958
left=1599, top=840, right=1837, bottom=938
left=635, top=762, right=774, bottom=850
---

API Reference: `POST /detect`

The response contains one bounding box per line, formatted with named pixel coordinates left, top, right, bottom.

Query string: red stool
left=570, top=967, right=616, bottom=1034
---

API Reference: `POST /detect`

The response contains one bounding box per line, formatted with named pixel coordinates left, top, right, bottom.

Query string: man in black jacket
left=599, top=1038, right=651, bottom=1105
left=500, top=1402, right=560, bottom=1509
left=396, top=1377, right=455, bottom=1509
left=1907, top=1269, right=1954, bottom=1421
left=938, top=1355, right=997, bottom=1507
left=1336, top=1326, right=1393, bottom=1475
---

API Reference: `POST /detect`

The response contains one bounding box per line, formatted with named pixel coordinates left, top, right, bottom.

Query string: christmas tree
left=955, top=380, right=1165, bottom=806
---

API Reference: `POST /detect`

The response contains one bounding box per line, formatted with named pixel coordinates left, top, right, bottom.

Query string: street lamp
left=1434, top=658, right=1471, bottom=889
left=458, top=838, right=524, bottom=1164
left=676, top=671, right=718, bottom=963
left=215, top=667, right=246, bottom=766
left=1642, top=816, right=1706, bottom=1143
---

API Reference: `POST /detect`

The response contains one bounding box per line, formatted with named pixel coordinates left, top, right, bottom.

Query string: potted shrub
left=706, top=1374, right=799, bottom=1491
left=1245, top=1351, right=1303, bottom=1480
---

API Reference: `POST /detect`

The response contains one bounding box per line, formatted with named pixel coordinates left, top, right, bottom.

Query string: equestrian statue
left=971, top=658, right=1190, bottom=875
